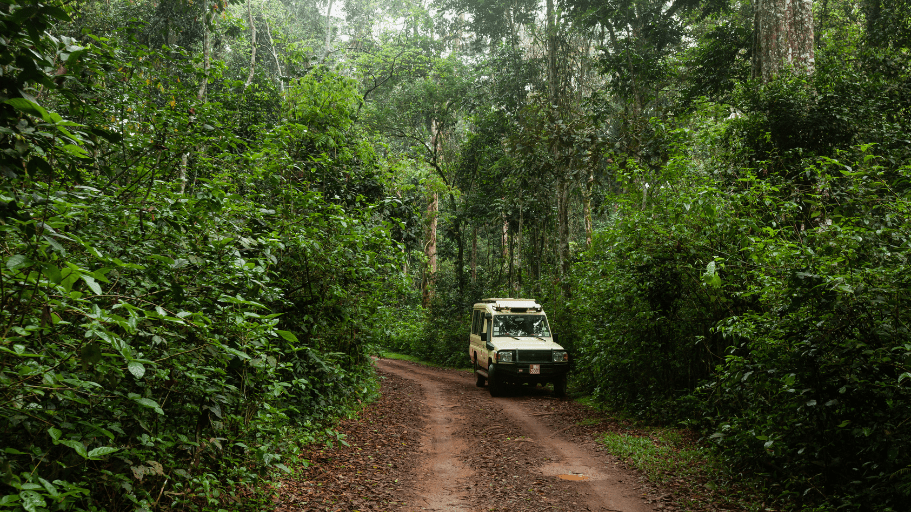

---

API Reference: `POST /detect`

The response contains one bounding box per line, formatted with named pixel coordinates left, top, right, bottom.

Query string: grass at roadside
left=572, top=395, right=771, bottom=510
left=597, top=426, right=773, bottom=511
left=376, top=350, right=471, bottom=371
left=600, top=429, right=705, bottom=485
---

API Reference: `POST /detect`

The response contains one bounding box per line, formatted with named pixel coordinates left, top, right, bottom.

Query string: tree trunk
left=516, top=204, right=523, bottom=294
left=319, top=0, right=334, bottom=64
left=507, top=218, right=514, bottom=294
left=456, top=220, right=465, bottom=295
left=264, top=18, right=284, bottom=93
left=583, top=168, right=594, bottom=248
left=198, top=3, right=210, bottom=102
left=556, top=178, right=571, bottom=295
left=422, top=192, right=438, bottom=308
left=471, top=226, right=477, bottom=283
left=180, top=0, right=211, bottom=194
left=244, top=0, right=257, bottom=89
left=502, top=212, right=509, bottom=273
left=545, top=0, right=558, bottom=100
left=451, top=194, right=465, bottom=296
left=753, top=0, right=815, bottom=82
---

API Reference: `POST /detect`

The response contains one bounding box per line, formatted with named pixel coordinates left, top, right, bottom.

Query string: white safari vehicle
left=468, top=298, right=569, bottom=397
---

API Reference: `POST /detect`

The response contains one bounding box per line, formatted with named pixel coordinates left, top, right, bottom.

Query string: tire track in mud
left=380, top=359, right=473, bottom=511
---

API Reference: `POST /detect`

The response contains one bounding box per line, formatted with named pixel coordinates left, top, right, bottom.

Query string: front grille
left=517, top=350, right=551, bottom=362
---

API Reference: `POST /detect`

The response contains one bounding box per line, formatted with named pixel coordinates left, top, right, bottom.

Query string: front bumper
left=492, top=362, right=569, bottom=383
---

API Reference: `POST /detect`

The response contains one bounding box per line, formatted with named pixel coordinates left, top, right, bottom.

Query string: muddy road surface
left=378, top=359, right=655, bottom=512
left=275, top=359, right=669, bottom=512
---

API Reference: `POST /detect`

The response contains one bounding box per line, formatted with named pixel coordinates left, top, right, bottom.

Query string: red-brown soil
left=272, top=359, right=718, bottom=511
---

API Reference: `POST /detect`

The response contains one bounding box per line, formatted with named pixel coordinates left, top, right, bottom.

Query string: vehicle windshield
left=492, top=315, right=551, bottom=337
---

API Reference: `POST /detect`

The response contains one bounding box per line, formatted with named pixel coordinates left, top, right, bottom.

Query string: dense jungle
left=1, top=0, right=910, bottom=510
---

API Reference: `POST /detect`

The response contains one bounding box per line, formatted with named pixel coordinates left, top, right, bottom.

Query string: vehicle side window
left=471, top=310, right=480, bottom=335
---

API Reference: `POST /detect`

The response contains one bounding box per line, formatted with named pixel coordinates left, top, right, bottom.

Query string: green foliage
left=377, top=303, right=426, bottom=357
left=573, top=141, right=911, bottom=508
left=699, top=152, right=911, bottom=510
left=379, top=271, right=471, bottom=368
left=0, top=2, right=402, bottom=510
left=0, top=173, right=389, bottom=510
left=572, top=166, right=735, bottom=419
left=600, top=431, right=706, bottom=484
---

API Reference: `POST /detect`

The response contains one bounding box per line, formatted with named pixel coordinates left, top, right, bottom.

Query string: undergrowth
left=599, top=428, right=771, bottom=512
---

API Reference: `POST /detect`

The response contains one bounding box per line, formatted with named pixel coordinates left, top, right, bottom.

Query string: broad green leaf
left=128, top=361, right=146, bottom=379
left=6, top=255, right=31, bottom=271
left=0, top=495, right=20, bottom=506
left=48, top=427, right=61, bottom=442
left=131, top=396, right=164, bottom=415
left=81, top=274, right=102, bottom=295
left=60, top=267, right=80, bottom=292
left=87, top=446, right=119, bottom=459
left=276, top=330, right=299, bottom=343
left=5, top=98, right=50, bottom=122
left=42, top=264, right=62, bottom=284
left=701, top=261, right=722, bottom=288
left=223, top=346, right=251, bottom=360
left=60, top=144, right=89, bottom=159
left=40, top=4, right=71, bottom=21
left=58, top=439, right=88, bottom=459
left=37, top=478, right=58, bottom=497
left=19, top=490, right=45, bottom=512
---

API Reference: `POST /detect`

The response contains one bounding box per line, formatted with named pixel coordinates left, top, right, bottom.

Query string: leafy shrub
left=571, top=171, right=739, bottom=419
left=0, top=3, right=401, bottom=509
left=573, top=145, right=911, bottom=509
left=700, top=152, right=911, bottom=510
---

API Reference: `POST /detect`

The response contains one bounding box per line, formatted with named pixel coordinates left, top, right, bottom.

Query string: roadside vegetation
left=2, top=0, right=910, bottom=510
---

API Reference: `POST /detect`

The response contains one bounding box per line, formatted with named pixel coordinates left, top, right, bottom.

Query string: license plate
left=529, top=364, right=540, bottom=375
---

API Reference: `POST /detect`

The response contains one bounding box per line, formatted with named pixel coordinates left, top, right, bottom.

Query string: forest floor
left=271, top=358, right=750, bottom=512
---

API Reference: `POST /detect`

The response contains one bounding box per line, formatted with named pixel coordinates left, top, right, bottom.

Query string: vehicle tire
left=474, top=355, right=486, bottom=387
left=488, top=364, right=502, bottom=397
left=553, top=376, right=567, bottom=398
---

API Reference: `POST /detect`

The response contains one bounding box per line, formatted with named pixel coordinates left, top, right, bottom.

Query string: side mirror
left=485, top=312, right=492, bottom=319
left=481, top=332, right=487, bottom=341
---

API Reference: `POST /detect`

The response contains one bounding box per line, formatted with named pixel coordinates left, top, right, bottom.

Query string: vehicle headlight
left=553, top=351, right=568, bottom=362
left=496, top=351, right=514, bottom=363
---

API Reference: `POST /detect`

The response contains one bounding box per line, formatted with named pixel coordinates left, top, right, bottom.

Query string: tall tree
left=752, top=0, right=815, bottom=81
left=244, top=0, right=257, bottom=88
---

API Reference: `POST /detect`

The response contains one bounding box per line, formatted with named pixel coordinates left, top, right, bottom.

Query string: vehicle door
left=479, top=312, right=491, bottom=369
left=469, top=308, right=482, bottom=365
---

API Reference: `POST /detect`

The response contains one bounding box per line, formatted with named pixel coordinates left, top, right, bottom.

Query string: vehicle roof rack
left=479, top=298, right=541, bottom=311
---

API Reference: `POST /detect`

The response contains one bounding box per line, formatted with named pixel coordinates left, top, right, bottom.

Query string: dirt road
left=377, top=359, right=656, bottom=512
left=275, top=359, right=671, bottom=511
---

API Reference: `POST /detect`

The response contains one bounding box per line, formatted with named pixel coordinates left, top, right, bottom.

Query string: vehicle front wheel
left=488, top=364, right=503, bottom=397
left=553, top=376, right=567, bottom=398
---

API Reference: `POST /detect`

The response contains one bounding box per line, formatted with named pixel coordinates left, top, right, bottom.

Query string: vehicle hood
left=491, top=336, right=564, bottom=351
